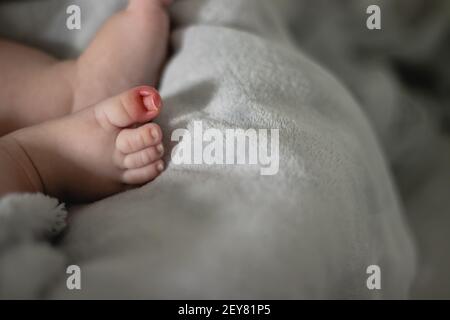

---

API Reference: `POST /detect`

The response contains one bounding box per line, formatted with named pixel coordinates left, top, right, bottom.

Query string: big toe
left=94, top=86, right=162, bottom=130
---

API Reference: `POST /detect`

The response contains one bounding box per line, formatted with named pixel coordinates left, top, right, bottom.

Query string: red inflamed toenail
left=140, top=90, right=161, bottom=112
left=139, top=89, right=151, bottom=96
left=143, top=95, right=156, bottom=111
left=151, top=92, right=161, bottom=110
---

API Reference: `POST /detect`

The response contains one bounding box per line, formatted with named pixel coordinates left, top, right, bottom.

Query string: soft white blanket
left=0, top=0, right=418, bottom=299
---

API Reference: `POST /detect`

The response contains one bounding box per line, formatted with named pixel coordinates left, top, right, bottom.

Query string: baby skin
left=0, top=0, right=170, bottom=202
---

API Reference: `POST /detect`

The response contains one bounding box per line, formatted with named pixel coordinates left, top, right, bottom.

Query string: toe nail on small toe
left=157, top=144, right=164, bottom=154
left=157, top=162, right=164, bottom=172
left=151, top=128, right=159, bottom=139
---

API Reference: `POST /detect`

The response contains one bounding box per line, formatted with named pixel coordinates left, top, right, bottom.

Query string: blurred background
left=279, top=0, right=450, bottom=298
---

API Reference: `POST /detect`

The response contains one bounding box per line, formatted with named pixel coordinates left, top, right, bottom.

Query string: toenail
left=152, top=93, right=161, bottom=110
left=156, top=144, right=164, bottom=154
left=143, top=95, right=158, bottom=111
left=157, top=161, right=165, bottom=172
left=151, top=128, right=160, bottom=139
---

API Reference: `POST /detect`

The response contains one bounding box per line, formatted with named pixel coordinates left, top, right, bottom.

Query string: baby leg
left=0, top=39, right=76, bottom=135
left=0, top=0, right=170, bottom=136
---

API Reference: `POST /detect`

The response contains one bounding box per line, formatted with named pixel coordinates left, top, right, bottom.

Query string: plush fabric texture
left=0, top=193, right=67, bottom=299
left=2, top=0, right=443, bottom=299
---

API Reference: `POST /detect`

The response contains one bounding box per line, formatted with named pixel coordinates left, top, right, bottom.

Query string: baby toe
left=122, top=160, right=165, bottom=185
left=123, top=144, right=164, bottom=169
left=116, top=123, right=162, bottom=154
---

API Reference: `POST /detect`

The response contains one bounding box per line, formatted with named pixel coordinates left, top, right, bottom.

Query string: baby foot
left=4, top=86, right=165, bottom=202
left=72, top=0, right=171, bottom=112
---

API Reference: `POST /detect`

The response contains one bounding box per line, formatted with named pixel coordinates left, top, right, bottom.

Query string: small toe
left=116, top=122, right=162, bottom=154
left=123, top=144, right=164, bottom=169
left=122, top=160, right=164, bottom=184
